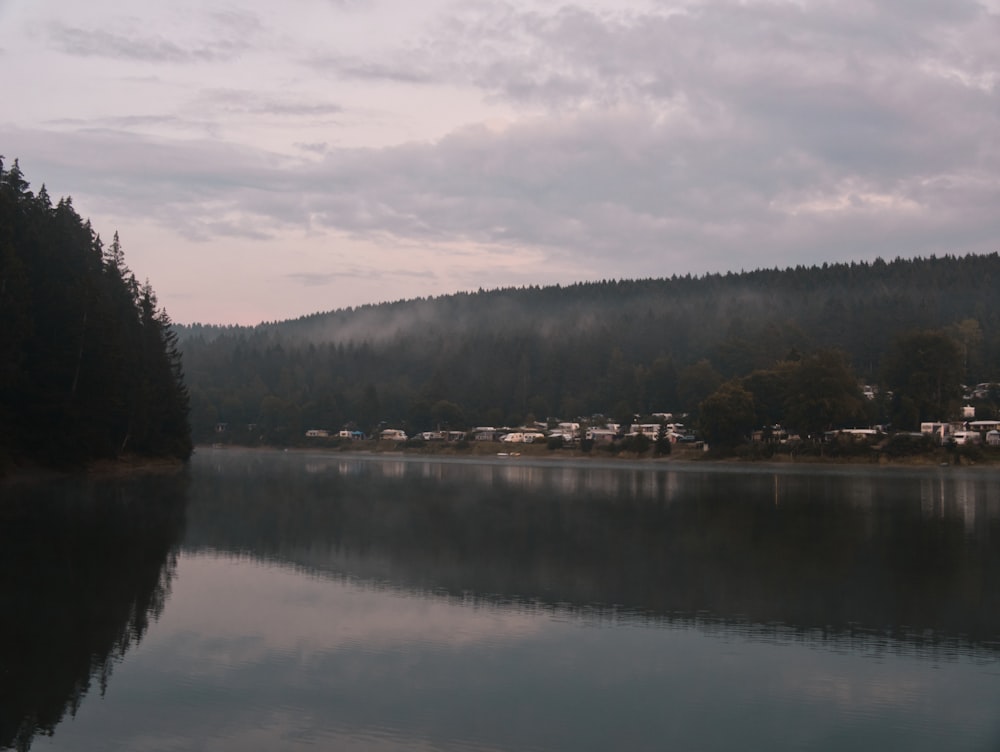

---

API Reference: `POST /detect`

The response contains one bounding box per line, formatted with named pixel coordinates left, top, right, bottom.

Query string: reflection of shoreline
left=184, top=547, right=1000, bottom=667
left=1, top=456, right=187, bottom=484
left=295, top=450, right=1000, bottom=521
left=184, top=449, right=1000, bottom=654
left=199, top=442, right=1000, bottom=472
left=0, top=475, right=188, bottom=751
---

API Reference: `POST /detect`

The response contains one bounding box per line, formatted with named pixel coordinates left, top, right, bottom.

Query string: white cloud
left=1, top=0, right=998, bottom=323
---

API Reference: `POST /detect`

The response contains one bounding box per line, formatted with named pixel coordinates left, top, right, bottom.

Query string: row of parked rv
left=304, top=420, right=697, bottom=444
left=919, top=421, right=1000, bottom=446
left=818, top=420, right=1000, bottom=447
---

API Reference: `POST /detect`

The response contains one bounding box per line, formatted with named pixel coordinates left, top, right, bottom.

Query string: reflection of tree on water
left=0, top=474, right=187, bottom=752
left=186, top=451, right=1000, bottom=655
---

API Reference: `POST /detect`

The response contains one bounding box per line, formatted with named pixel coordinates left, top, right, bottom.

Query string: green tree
left=782, top=350, right=865, bottom=437
left=699, top=381, right=755, bottom=446
left=358, top=382, right=381, bottom=434
left=741, top=367, right=788, bottom=428
left=678, top=359, right=724, bottom=417
left=124, top=285, right=191, bottom=458
left=431, top=399, right=464, bottom=429
left=648, top=354, right=678, bottom=411
left=0, top=160, right=191, bottom=466
left=949, top=318, right=983, bottom=382
left=882, top=330, right=963, bottom=429
left=654, top=423, right=672, bottom=456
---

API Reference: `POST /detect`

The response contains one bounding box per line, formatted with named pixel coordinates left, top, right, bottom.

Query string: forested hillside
left=0, top=158, right=191, bottom=469
left=178, top=253, right=1000, bottom=445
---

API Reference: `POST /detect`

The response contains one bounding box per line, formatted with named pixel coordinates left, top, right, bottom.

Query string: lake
left=3, top=448, right=999, bottom=751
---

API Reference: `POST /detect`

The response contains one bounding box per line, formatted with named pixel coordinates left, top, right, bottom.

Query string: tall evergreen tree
left=0, top=159, right=191, bottom=469
left=882, top=330, right=963, bottom=429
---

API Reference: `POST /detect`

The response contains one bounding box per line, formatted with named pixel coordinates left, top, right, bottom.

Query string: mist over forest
left=177, top=253, right=1000, bottom=445
left=4, top=152, right=1000, bottom=460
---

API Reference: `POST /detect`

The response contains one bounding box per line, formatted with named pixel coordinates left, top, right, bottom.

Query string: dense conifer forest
left=177, top=253, right=1000, bottom=447
left=0, top=158, right=192, bottom=470
left=8, top=156, right=993, bottom=455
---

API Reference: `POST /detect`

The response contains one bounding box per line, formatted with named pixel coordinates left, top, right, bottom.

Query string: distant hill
left=177, top=253, right=1000, bottom=444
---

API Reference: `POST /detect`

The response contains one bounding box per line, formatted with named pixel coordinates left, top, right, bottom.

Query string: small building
left=968, top=382, right=994, bottom=399
left=500, top=431, right=546, bottom=444
left=548, top=430, right=578, bottom=445
left=824, top=428, right=879, bottom=442
left=952, top=430, right=981, bottom=446
left=920, top=422, right=951, bottom=444
left=628, top=423, right=662, bottom=438
left=751, top=425, right=793, bottom=443
left=586, top=428, right=618, bottom=444
left=969, top=420, right=1000, bottom=432
left=474, top=427, right=502, bottom=442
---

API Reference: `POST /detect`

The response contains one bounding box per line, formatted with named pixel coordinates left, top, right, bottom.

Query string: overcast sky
left=2, top=0, right=998, bottom=324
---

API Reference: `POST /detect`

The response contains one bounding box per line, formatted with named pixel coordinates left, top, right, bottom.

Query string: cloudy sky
left=1, top=0, right=998, bottom=324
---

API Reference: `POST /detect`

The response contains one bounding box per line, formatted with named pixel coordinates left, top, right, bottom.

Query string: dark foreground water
left=3, top=449, right=1000, bottom=751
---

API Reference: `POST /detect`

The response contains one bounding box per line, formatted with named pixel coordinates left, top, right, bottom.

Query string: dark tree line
left=178, top=253, right=1000, bottom=445
left=0, top=158, right=191, bottom=469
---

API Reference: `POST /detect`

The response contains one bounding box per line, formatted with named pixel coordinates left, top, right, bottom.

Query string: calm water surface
left=3, top=448, right=999, bottom=751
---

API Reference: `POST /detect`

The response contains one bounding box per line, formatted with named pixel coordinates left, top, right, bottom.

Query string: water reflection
left=186, top=449, right=1000, bottom=656
left=8, top=451, right=998, bottom=752
left=0, top=472, right=188, bottom=751
left=83, top=548, right=998, bottom=752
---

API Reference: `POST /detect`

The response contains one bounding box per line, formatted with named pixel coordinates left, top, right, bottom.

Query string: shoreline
left=1, top=455, right=188, bottom=484
left=6, top=441, right=995, bottom=482
left=193, top=441, right=1000, bottom=471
